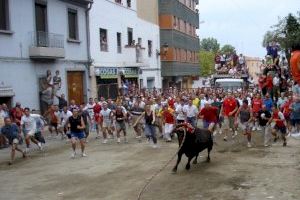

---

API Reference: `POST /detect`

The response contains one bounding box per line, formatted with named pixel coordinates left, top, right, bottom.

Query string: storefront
left=94, top=67, right=139, bottom=99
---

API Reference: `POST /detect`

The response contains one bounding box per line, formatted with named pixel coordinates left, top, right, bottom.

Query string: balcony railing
left=30, top=31, right=64, bottom=48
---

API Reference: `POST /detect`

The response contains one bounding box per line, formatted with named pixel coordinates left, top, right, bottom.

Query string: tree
left=220, top=44, right=236, bottom=55
left=199, top=50, right=215, bottom=77
left=200, top=37, right=220, bottom=53
left=262, top=12, right=300, bottom=60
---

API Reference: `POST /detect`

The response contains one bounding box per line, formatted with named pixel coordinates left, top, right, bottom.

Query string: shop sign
left=95, top=67, right=139, bottom=79
left=95, top=67, right=118, bottom=79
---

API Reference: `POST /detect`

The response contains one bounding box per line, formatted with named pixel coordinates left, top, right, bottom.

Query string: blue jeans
left=145, top=124, right=157, bottom=144
left=203, top=120, right=210, bottom=129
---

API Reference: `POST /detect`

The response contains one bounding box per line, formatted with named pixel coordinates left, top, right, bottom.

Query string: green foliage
left=263, top=12, right=300, bottom=59
left=220, top=44, right=236, bottom=55
left=200, top=37, right=220, bottom=53
left=199, top=50, right=215, bottom=77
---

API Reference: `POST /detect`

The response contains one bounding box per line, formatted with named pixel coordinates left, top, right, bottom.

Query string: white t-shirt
left=60, top=110, right=73, bottom=126
left=200, top=99, right=209, bottom=110
left=21, top=115, right=36, bottom=132
left=273, top=77, right=280, bottom=86
left=175, top=104, right=186, bottom=120
left=100, top=109, right=112, bottom=123
left=85, top=103, right=95, bottom=117
left=184, top=105, right=198, bottom=118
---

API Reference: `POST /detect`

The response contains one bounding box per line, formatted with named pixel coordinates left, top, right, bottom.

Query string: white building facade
left=89, top=0, right=162, bottom=98
left=0, top=0, right=92, bottom=112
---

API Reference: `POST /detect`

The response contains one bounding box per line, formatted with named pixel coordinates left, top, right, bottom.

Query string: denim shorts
left=71, top=131, right=85, bottom=140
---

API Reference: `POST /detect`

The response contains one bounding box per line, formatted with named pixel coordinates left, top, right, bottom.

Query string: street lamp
left=156, top=43, right=169, bottom=58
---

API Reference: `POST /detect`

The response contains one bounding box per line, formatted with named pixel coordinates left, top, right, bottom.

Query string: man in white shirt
left=184, top=99, right=198, bottom=127
left=175, top=99, right=186, bottom=124
left=20, top=108, right=42, bottom=152
left=60, top=106, right=73, bottom=139
left=100, top=102, right=113, bottom=144
left=85, top=98, right=95, bottom=132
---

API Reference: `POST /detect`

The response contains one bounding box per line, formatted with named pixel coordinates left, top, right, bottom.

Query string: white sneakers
left=232, top=131, right=238, bottom=138
left=37, top=142, right=43, bottom=151
left=81, top=153, right=87, bottom=157
left=71, top=152, right=76, bottom=159
left=223, top=136, right=228, bottom=141
left=102, top=139, right=108, bottom=144
left=247, top=142, right=252, bottom=148
left=71, top=152, right=87, bottom=158
left=117, top=138, right=121, bottom=143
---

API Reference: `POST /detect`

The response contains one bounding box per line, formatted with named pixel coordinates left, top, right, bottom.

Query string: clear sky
left=197, top=0, right=300, bottom=58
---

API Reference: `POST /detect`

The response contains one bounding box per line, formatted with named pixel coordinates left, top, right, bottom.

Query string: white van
left=215, top=78, right=244, bottom=89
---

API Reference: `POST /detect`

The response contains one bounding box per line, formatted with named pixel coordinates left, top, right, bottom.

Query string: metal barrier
left=30, top=31, right=64, bottom=48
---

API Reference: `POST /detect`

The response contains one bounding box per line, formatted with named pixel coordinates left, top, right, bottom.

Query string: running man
left=236, top=99, right=253, bottom=148
left=220, top=91, right=239, bottom=141
left=100, top=102, right=113, bottom=144
left=67, top=108, right=87, bottom=158
left=1, top=117, right=26, bottom=165
left=270, top=105, right=287, bottom=147
left=20, top=108, right=42, bottom=152
left=114, top=105, right=127, bottom=143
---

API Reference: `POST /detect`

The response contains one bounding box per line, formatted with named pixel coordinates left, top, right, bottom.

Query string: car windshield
left=216, top=81, right=243, bottom=89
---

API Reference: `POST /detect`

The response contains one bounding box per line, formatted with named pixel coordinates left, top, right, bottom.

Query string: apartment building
left=0, top=0, right=92, bottom=112
left=159, top=0, right=200, bottom=89
left=89, top=0, right=162, bottom=98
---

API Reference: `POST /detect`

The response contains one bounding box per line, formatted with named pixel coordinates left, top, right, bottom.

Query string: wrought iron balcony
left=29, top=31, right=65, bottom=59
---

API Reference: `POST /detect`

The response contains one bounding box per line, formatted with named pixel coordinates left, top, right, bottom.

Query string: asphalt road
left=0, top=127, right=300, bottom=200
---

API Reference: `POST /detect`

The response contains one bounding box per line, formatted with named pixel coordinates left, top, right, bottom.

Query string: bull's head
left=172, top=127, right=185, bottom=146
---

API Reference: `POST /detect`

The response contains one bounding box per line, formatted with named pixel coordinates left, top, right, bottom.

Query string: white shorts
left=13, top=138, right=19, bottom=144
left=102, top=121, right=111, bottom=128
left=239, top=122, right=252, bottom=131
left=164, top=123, right=174, bottom=134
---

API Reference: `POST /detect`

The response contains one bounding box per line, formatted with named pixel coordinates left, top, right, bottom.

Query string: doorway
left=67, top=71, right=84, bottom=105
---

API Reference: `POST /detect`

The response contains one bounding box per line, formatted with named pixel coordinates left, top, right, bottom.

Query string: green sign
left=95, top=67, right=138, bottom=79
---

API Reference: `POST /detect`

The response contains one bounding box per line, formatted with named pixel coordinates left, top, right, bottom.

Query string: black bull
left=172, top=127, right=213, bottom=172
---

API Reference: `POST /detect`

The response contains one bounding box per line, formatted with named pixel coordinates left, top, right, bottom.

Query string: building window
left=138, top=37, right=142, bottom=46
left=148, top=40, right=152, bottom=57
left=115, top=0, right=122, bottom=4
left=100, top=28, right=108, bottom=51
left=127, top=0, right=131, bottom=7
left=117, top=32, right=122, bottom=53
left=127, top=27, right=133, bottom=46
left=68, top=9, right=78, bottom=40
left=178, top=19, right=181, bottom=31
left=184, top=21, right=187, bottom=33
left=189, top=0, right=192, bottom=8
left=0, top=0, right=9, bottom=31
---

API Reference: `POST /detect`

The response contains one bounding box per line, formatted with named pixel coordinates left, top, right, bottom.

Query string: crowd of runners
left=0, top=45, right=299, bottom=165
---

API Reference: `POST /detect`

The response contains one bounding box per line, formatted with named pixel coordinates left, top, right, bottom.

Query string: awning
left=0, top=86, right=15, bottom=97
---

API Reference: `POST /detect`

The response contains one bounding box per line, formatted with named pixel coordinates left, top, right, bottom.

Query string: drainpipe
left=85, top=0, right=94, bottom=74
left=84, top=0, right=93, bottom=100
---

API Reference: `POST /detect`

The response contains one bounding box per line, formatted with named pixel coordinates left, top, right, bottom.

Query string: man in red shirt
left=93, top=98, right=102, bottom=139
left=161, top=104, right=175, bottom=142
left=252, top=93, right=263, bottom=131
left=199, top=103, right=218, bottom=133
left=265, top=73, right=273, bottom=99
left=220, top=91, right=238, bottom=141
